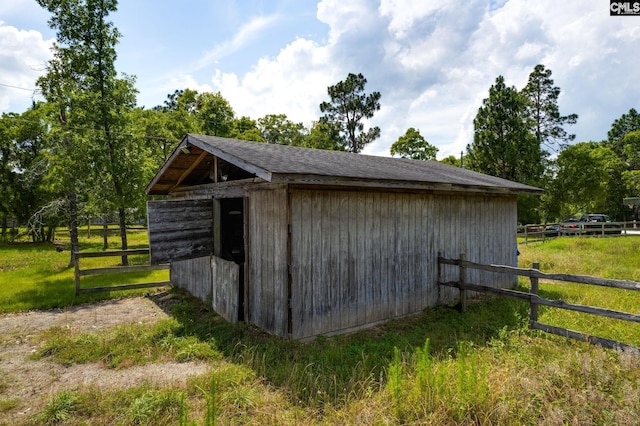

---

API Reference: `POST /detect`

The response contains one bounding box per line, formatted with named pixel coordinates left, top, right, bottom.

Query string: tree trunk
left=102, top=217, right=109, bottom=251
left=118, top=206, right=128, bottom=266
left=1, top=215, right=6, bottom=241
left=68, top=191, right=80, bottom=267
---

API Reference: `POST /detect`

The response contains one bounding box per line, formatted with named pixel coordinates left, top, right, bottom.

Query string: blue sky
left=1, top=0, right=639, bottom=158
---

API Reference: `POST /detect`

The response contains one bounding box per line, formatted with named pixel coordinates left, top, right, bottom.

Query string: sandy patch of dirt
left=0, top=295, right=210, bottom=424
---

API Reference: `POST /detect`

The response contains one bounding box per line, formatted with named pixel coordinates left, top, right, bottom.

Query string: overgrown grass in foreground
left=1, top=236, right=640, bottom=424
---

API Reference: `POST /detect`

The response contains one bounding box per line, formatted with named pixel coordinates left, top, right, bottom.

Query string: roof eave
left=270, top=173, right=543, bottom=195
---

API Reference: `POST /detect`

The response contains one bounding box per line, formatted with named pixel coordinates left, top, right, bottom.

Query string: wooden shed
left=145, top=134, right=541, bottom=340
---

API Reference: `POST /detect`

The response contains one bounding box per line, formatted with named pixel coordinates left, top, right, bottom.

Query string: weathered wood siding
left=170, top=255, right=239, bottom=323
left=246, top=186, right=289, bottom=337
left=171, top=256, right=212, bottom=302
left=289, top=189, right=516, bottom=340
left=148, top=199, right=214, bottom=264
left=210, top=256, right=239, bottom=323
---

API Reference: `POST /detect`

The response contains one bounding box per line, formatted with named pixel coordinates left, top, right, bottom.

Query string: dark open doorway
left=219, top=197, right=245, bottom=321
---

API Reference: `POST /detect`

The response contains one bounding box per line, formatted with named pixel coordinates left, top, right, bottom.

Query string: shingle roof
left=145, top=134, right=543, bottom=195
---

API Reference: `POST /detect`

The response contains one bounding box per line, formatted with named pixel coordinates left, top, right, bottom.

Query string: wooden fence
left=518, top=221, right=639, bottom=244
left=438, top=253, right=640, bottom=352
left=74, top=248, right=170, bottom=295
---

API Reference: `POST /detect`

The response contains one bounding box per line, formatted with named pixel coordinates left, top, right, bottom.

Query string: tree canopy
left=466, top=75, right=543, bottom=184
left=319, top=73, right=381, bottom=153
left=521, top=64, right=578, bottom=152
left=390, top=128, right=438, bottom=160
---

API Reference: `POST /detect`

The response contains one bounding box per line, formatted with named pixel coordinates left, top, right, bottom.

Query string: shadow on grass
left=150, top=287, right=530, bottom=408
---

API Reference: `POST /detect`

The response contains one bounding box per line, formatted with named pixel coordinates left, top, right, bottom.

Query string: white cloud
left=0, top=24, right=53, bottom=111
left=211, top=37, right=334, bottom=124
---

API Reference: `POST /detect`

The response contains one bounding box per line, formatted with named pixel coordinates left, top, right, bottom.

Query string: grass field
left=0, top=227, right=169, bottom=313
left=1, top=232, right=639, bottom=425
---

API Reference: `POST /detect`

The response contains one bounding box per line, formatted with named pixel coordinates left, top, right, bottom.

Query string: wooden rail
left=438, top=253, right=640, bottom=352
left=517, top=221, right=640, bottom=244
left=74, top=248, right=170, bottom=295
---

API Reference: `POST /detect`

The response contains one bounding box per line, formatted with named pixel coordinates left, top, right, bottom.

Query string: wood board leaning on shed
left=145, top=134, right=541, bottom=340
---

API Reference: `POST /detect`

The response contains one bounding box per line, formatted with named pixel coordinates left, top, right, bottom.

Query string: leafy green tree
left=390, top=128, right=438, bottom=160
left=302, top=121, right=344, bottom=151
left=319, top=73, right=381, bottom=153
left=521, top=64, right=577, bottom=152
left=466, top=76, right=543, bottom=184
left=607, top=108, right=640, bottom=155
left=5, top=105, right=61, bottom=241
left=37, top=0, right=141, bottom=263
left=440, top=155, right=462, bottom=167
left=0, top=113, right=18, bottom=238
left=466, top=75, right=546, bottom=224
left=230, top=116, right=264, bottom=142
left=605, top=109, right=640, bottom=219
left=36, top=51, right=87, bottom=257
left=196, top=91, right=235, bottom=137
left=621, top=131, right=640, bottom=220
left=547, top=142, right=625, bottom=219
left=129, top=108, right=174, bottom=166
left=151, top=90, right=202, bottom=150
left=258, top=114, right=306, bottom=146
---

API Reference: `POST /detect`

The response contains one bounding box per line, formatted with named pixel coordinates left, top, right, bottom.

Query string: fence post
left=74, top=252, right=81, bottom=296
left=458, top=252, right=466, bottom=313
left=529, top=262, right=539, bottom=325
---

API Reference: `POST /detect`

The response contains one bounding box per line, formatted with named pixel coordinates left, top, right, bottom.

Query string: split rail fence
left=518, top=220, right=639, bottom=244
left=74, top=248, right=170, bottom=295
left=438, top=253, right=640, bottom=352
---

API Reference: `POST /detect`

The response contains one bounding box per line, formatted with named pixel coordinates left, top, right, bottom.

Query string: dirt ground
left=0, top=294, right=211, bottom=424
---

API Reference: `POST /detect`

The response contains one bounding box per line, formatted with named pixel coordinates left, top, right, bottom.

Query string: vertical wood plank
left=356, top=192, right=366, bottom=326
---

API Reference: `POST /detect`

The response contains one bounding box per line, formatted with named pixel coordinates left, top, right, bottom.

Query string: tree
left=319, top=73, right=381, bottom=153
left=230, top=116, right=264, bottom=142
left=0, top=113, right=18, bottom=238
left=466, top=76, right=543, bottom=184
left=546, top=142, right=625, bottom=220
left=466, top=75, right=546, bottom=224
left=605, top=109, right=640, bottom=220
left=303, top=121, right=344, bottom=151
left=196, top=92, right=235, bottom=137
left=521, top=64, right=577, bottom=152
left=2, top=105, right=61, bottom=241
left=621, top=130, right=640, bottom=220
left=37, top=0, right=141, bottom=264
left=607, top=108, right=640, bottom=154
left=440, top=155, right=462, bottom=168
left=258, top=114, right=306, bottom=146
left=390, top=128, right=438, bottom=160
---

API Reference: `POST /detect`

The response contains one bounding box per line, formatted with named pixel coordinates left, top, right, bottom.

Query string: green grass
left=518, top=237, right=640, bottom=346
left=0, top=227, right=169, bottom=313
left=2, top=234, right=640, bottom=424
